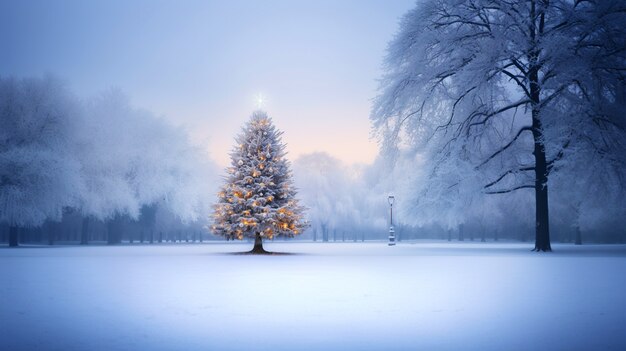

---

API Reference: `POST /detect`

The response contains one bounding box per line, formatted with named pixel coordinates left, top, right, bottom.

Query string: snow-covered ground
left=1, top=242, right=625, bottom=351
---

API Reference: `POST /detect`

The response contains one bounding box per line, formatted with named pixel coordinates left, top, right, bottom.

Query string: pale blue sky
left=1, top=0, right=415, bottom=166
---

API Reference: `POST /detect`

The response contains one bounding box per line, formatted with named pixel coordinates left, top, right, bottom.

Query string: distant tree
left=0, top=76, right=81, bottom=246
left=550, top=127, right=626, bottom=246
left=293, top=152, right=395, bottom=242
left=75, top=90, right=216, bottom=244
left=212, top=111, right=307, bottom=254
left=294, top=153, right=344, bottom=241
left=139, top=205, right=157, bottom=244
left=373, top=0, right=626, bottom=251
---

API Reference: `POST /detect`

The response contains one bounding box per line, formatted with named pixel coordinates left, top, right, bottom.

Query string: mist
left=0, top=75, right=219, bottom=244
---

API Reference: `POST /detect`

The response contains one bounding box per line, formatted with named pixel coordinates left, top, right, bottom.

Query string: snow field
left=1, top=242, right=625, bottom=351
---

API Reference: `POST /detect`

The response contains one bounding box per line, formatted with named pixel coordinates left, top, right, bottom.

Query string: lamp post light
left=388, top=195, right=395, bottom=246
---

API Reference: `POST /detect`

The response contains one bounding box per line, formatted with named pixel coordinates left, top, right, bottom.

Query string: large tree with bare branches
left=372, top=0, right=626, bottom=251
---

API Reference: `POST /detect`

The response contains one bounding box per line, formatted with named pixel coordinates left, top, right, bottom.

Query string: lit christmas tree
left=212, top=110, right=307, bottom=253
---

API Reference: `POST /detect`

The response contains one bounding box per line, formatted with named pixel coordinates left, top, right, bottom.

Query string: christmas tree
left=212, top=110, right=307, bottom=254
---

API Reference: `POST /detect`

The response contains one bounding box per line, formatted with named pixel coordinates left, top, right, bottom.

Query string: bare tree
left=372, top=0, right=626, bottom=251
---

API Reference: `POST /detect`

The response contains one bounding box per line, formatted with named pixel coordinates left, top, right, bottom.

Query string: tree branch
left=547, top=139, right=571, bottom=173
left=501, top=69, right=531, bottom=99
left=484, top=165, right=535, bottom=189
left=477, top=126, right=533, bottom=169
left=434, top=86, right=477, bottom=133
left=467, top=99, right=531, bottom=130
left=484, top=184, right=534, bottom=194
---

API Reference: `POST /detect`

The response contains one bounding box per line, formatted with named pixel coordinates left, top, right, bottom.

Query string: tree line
left=0, top=76, right=217, bottom=246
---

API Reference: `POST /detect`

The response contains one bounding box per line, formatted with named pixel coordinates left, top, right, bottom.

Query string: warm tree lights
left=211, top=110, right=307, bottom=254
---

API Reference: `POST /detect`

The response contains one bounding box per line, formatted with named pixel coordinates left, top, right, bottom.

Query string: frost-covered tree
left=212, top=111, right=307, bottom=253
left=74, top=90, right=144, bottom=244
left=0, top=76, right=218, bottom=246
left=0, top=76, right=81, bottom=246
left=372, top=0, right=626, bottom=251
left=293, top=152, right=364, bottom=241
left=550, top=118, right=626, bottom=245
left=75, top=90, right=217, bottom=244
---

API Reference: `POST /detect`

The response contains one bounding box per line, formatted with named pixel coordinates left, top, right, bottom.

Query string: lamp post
left=388, top=195, right=395, bottom=246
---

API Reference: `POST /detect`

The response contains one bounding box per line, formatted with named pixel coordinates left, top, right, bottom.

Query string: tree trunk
left=533, top=150, right=551, bottom=251
left=459, top=224, right=464, bottom=241
left=575, top=226, right=582, bottom=245
left=530, top=105, right=551, bottom=251
left=250, top=232, right=268, bottom=254
left=48, top=224, right=55, bottom=245
left=9, top=225, right=18, bottom=247
left=528, top=9, right=552, bottom=252
left=107, top=218, right=121, bottom=245
left=80, top=217, right=89, bottom=245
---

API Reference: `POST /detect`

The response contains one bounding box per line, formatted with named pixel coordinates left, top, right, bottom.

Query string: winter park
left=1, top=1, right=626, bottom=351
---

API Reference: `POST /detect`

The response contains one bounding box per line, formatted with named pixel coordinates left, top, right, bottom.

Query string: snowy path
left=1, top=242, right=625, bottom=351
